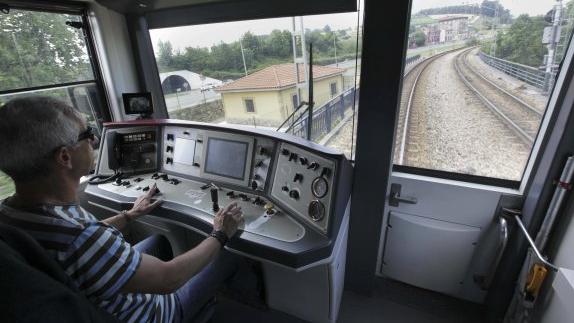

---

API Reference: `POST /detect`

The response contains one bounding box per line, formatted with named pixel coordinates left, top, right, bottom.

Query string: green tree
left=0, top=10, right=92, bottom=91
left=494, top=14, right=546, bottom=67
left=157, top=39, right=174, bottom=72
left=414, top=31, right=426, bottom=46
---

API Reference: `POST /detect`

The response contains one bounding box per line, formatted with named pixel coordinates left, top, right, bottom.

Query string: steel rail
left=462, top=48, right=542, bottom=117
left=398, top=50, right=456, bottom=164
left=454, top=49, right=535, bottom=145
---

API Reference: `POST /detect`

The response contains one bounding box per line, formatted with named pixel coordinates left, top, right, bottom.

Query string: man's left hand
left=126, top=183, right=163, bottom=220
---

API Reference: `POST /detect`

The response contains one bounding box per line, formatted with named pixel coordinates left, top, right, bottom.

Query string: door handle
left=389, top=183, right=417, bottom=206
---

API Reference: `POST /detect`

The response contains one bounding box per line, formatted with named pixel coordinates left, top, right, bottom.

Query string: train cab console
left=84, top=119, right=353, bottom=323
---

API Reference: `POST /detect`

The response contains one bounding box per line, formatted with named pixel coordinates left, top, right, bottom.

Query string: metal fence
left=405, top=54, right=421, bottom=66
left=478, top=51, right=554, bottom=91
left=286, top=87, right=358, bottom=141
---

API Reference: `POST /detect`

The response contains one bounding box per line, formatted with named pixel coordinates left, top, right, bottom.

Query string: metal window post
left=306, top=43, right=314, bottom=141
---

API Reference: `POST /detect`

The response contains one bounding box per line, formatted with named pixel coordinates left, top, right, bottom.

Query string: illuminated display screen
left=204, top=138, right=248, bottom=180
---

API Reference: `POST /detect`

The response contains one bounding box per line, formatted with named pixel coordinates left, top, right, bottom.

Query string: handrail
left=504, top=208, right=559, bottom=272
left=276, top=101, right=308, bottom=131
left=480, top=215, right=509, bottom=290
left=285, top=105, right=310, bottom=133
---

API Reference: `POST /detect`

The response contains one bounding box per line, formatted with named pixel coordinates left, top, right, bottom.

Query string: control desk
left=85, top=119, right=353, bottom=269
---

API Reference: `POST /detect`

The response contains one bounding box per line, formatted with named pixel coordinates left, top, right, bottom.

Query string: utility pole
left=545, top=0, right=563, bottom=91
left=333, top=33, right=338, bottom=66
left=291, top=17, right=309, bottom=110
left=239, top=36, right=248, bottom=76
left=490, top=1, right=499, bottom=56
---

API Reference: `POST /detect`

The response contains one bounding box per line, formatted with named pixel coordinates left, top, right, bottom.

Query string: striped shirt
left=0, top=200, right=178, bottom=323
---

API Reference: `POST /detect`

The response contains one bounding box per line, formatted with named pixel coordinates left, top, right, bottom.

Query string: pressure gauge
left=308, top=200, right=326, bottom=222
left=311, top=176, right=329, bottom=198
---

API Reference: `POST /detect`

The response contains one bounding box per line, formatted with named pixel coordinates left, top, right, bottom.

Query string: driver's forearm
left=164, top=237, right=222, bottom=290
left=101, top=211, right=130, bottom=230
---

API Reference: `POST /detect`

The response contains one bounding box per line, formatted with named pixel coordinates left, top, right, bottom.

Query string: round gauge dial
left=311, top=177, right=329, bottom=198
left=308, top=200, right=326, bottom=222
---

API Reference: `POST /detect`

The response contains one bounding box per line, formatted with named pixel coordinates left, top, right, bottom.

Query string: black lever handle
left=211, top=188, right=220, bottom=212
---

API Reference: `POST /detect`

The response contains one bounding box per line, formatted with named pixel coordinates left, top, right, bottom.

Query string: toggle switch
left=289, top=189, right=300, bottom=200
left=321, top=167, right=332, bottom=178
left=307, top=162, right=320, bottom=170
left=293, top=173, right=303, bottom=183
left=289, top=152, right=298, bottom=162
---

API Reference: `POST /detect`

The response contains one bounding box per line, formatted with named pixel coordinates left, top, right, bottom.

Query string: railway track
left=454, top=47, right=542, bottom=145
left=395, top=50, right=455, bottom=164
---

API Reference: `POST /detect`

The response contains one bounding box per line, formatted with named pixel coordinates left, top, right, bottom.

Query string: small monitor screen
left=123, top=92, right=153, bottom=115
left=204, top=138, right=249, bottom=180
left=173, top=138, right=196, bottom=165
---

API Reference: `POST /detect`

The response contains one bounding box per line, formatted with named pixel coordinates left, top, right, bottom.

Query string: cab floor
left=213, top=277, right=485, bottom=323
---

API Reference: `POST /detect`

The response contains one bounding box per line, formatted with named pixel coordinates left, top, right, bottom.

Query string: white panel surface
left=383, top=211, right=481, bottom=295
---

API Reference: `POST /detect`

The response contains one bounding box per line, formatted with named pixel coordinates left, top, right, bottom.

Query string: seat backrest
left=0, top=222, right=120, bottom=323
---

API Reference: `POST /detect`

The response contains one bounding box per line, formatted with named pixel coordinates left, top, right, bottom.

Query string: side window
left=244, top=98, right=255, bottom=113
left=394, top=1, right=574, bottom=184
left=0, top=8, right=107, bottom=199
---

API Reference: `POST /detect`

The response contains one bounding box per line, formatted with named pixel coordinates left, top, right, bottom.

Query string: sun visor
left=96, top=0, right=357, bottom=28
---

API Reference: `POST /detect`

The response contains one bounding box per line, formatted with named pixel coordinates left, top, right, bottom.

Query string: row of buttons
left=281, top=148, right=322, bottom=172
left=124, top=133, right=152, bottom=142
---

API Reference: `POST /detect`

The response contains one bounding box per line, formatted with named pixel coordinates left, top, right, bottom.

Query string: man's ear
left=54, top=146, right=74, bottom=169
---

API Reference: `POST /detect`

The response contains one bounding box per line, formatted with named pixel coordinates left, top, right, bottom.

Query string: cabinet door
left=383, top=211, right=481, bottom=295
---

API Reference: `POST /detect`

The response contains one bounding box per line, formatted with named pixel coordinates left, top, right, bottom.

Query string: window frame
left=292, top=93, right=299, bottom=110
left=0, top=1, right=113, bottom=130
left=330, top=81, right=338, bottom=97
left=244, top=98, right=256, bottom=113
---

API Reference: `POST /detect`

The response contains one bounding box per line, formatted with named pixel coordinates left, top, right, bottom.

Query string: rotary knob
left=308, top=200, right=325, bottom=222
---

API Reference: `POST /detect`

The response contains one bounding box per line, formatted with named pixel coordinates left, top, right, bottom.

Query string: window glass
left=245, top=98, right=255, bottom=112
left=0, top=10, right=94, bottom=91
left=0, top=9, right=105, bottom=199
left=395, top=0, right=574, bottom=182
left=150, top=7, right=363, bottom=160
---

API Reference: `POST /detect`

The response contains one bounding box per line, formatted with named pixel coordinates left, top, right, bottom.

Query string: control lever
left=389, top=183, right=417, bottom=207
left=211, top=188, right=220, bottom=212
left=307, top=162, right=319, bottom=170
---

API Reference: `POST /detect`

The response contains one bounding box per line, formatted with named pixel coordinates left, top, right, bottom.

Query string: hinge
left=0, top=4, right=10, bottom=14
left=65, top=21, right=84, bottom=29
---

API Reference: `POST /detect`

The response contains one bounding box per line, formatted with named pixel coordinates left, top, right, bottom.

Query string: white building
left=159, top=70, right=223, bottom=95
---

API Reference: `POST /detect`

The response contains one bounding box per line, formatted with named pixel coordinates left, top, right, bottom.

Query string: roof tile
left=217, top=63, right=345, bottom=92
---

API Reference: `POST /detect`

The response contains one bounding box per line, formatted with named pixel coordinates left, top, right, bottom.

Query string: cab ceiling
left=94, top=0, right=357, bottom=29
left=94, top=0, right=226, bottom=14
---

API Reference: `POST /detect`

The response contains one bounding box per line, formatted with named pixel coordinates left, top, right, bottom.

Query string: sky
left=150, top=0, right=560, bottom=52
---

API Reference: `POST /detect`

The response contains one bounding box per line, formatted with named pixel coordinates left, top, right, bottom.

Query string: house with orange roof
left=216, top=63, right=345, bottom=126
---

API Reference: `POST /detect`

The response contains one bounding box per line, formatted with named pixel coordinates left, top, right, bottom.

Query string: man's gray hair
left=0, top=96, right=83, bottom=181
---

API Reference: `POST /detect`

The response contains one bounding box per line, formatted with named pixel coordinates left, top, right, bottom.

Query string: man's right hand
left=121, top=202, right=245, bottom=295
left=213, top=202, right=243, bottom=238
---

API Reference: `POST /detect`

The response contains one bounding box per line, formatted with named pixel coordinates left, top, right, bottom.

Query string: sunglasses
left=78, top=126, right=97, bottom=142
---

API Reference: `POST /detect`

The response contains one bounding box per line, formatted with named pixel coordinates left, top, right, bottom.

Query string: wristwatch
left=210, top=230, right=229, bottom=248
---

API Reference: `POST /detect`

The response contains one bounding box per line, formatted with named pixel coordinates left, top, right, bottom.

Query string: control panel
left=271, top=143, right=335, bottom=234
left=88, top=120, right=352, bottom=268
left=100, top=172, right=304, bottom=242
left=161, top=126, right=275, bottom=192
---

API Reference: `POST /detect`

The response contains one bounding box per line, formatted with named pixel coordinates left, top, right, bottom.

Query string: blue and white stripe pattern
left=0, top=201, right=178, bottom=323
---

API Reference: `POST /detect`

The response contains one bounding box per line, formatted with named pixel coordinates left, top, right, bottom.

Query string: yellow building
left=216, top=63, right=345, bottom=127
